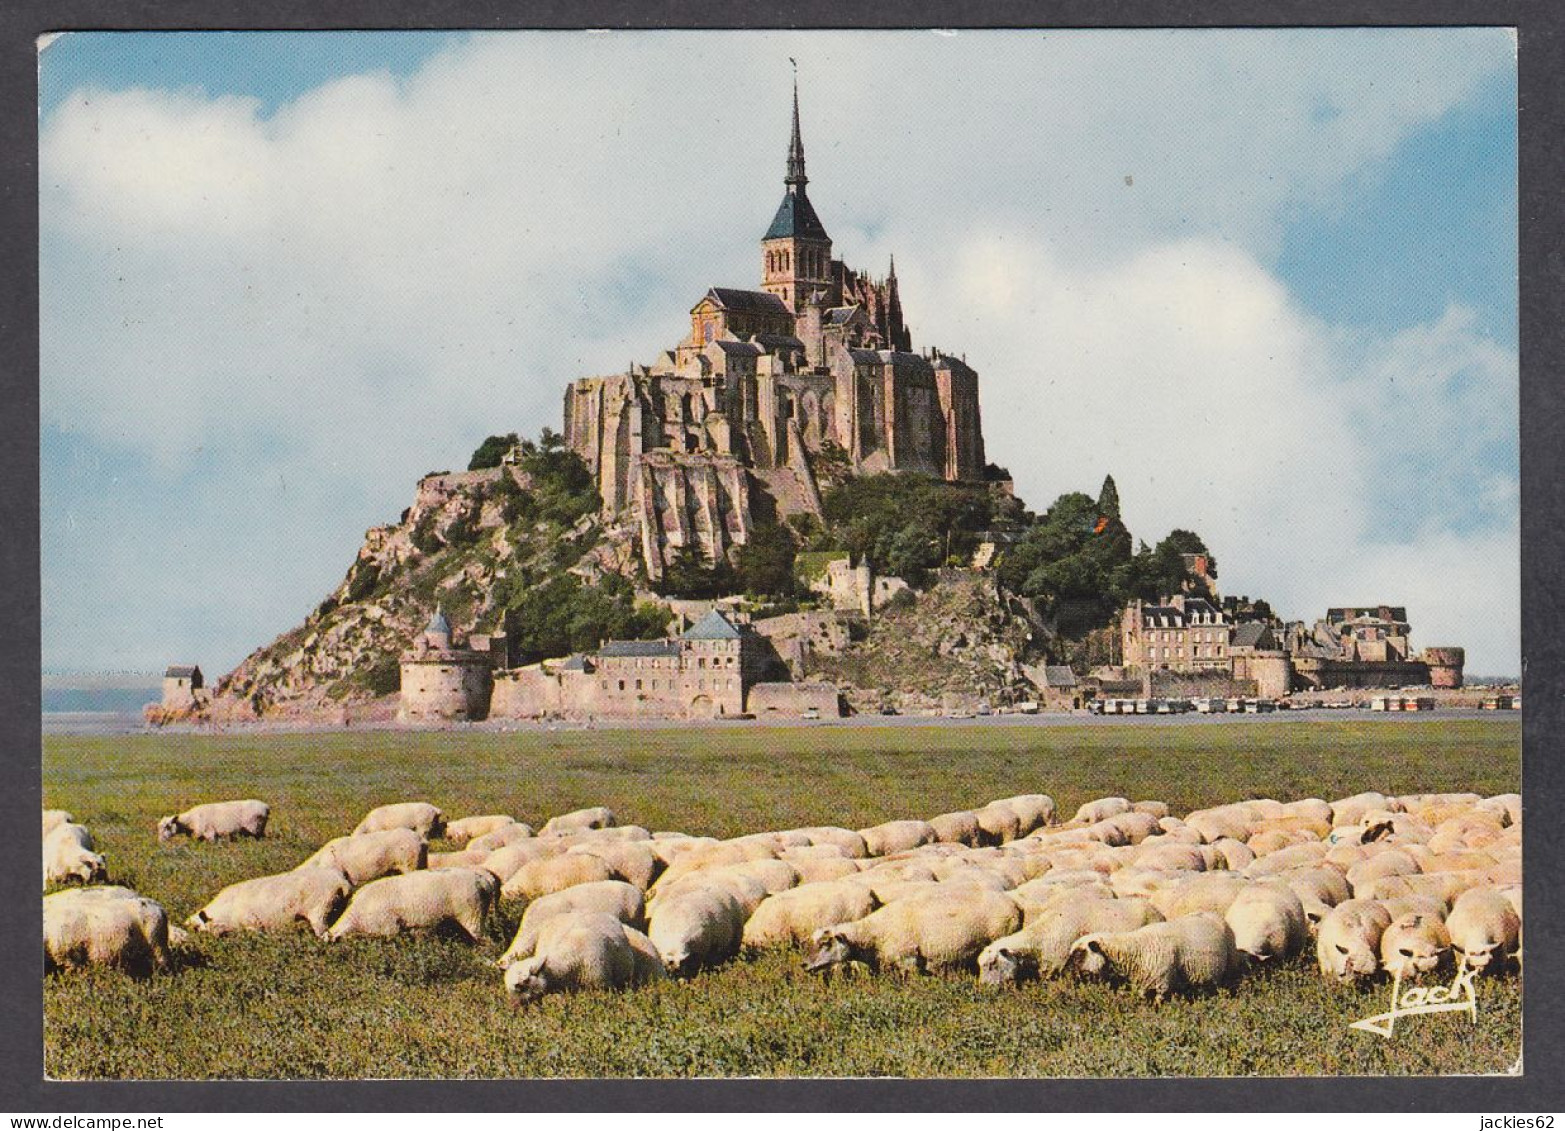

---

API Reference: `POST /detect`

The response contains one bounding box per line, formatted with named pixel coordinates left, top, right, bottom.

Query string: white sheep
left=1316, top=898, right=1394, bottom=984
left=647, top=885, right=747, bottom=975
left=978, top=896, right=1163, bottom=984
left=43, top=809, right=73, bottom=837
left=427, top=849, right=490, bottom=870
left=651, top=867, right=772, bottom=919
left=1379, top=910, right=1452, bottom=981
left=928, top=810, right=983, bottom=846
left=1445, top=886, right=1521, bottom=974
left=351, top=801, right=444, bottom=840
left=326, top=867, right=498, bottom=943
left=502, top=851, right=621, bottom=902
left=1068, top=912, right=1237, bottom=1000
left=859, top=819, right=938, bottom=857
left=298, top=828, right=427, bottom=886
left=44, top=887, right=172, bottom=976
left=1149, top=873, right=1248, bottom=919
left=497, top=879, right=647, bottom=968
left=540, top=806, right=616, bottom=836
left=743, top=880, right=880, bottom=950
left=480, top=839, right=565, bottom=883
left=1224, top=883, right=1310, bottom=964
left=1330, top=791, right=1394, bottom=828
left=781, top=855, right=861, bottom=885
left=567, top=840, right=663, bottom=891
left=975, top=803, right=1024, bottom=844
left=157, top=799, right=270, bottom=843
left=503, top=912, right=665, bottom=1004
left=792, top=826, right=870, bottom=858
left=444, top=815, right=520, bottom=844
left=998, top=794, right=1057, bottom=833
left=804, top=887, right=1021, bottom=975
left=467, top=822, right=538, bottom=855
left=43, top=823, right=107, bottom=887
left=187, top=866, right=353, bottom=939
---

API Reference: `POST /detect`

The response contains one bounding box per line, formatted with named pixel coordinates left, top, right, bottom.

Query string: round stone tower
left=397, top=608, right=493, bottom=722
left=1422, top=646, right=1466, bottom=690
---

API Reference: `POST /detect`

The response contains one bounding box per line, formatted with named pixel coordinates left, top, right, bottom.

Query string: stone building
left=491, top=608, right=842, bottom=721
left=161, top=664, right=209, bottom=711
left=562, top=81, right=986, bottom=580
left=1120, top=596, right=1234, bottom=672
left=398, top=609, right=495, bottom=723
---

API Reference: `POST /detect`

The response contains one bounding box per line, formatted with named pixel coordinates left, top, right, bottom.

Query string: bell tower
left=761, top=76, right=833, bottom=312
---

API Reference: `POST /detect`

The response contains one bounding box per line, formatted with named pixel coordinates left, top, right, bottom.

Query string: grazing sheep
left=1133, top=842, right=1210, bottom=874
left=999, top=794, right=1058, bottom=834
left=975, top=803, right=1024, bottom=845
left=647, top=886, right=747, bottom=975
left=568, top=841, right=662, bottom=891
left=480, top=840, right=566, bottom=883
left=503, top=912, right=665, bottom=1004
left=44, top=887, right=172, bottom=976
left=1361, top=871, right=1481, bottom=908
left=351, top=802, right=444, bottom=840
left=1446, top=886, right=1521, bottom=974
left=1207, top=838, right=1256, bottom=871
left=1071, top=797, right=1133, bottom=826
left=1243, top=841, right=1328, bottom=876
left=444, top=815, right=521, bottom=845
left=782, top=855, right=861, bottom=885
left=299, top=828, right=427, bottom=886
left=43, top=824, right=107, bottom=887
left=652, top=867, right=772, bottom=918
left=1248, top=828, right=1317, bottom=857
left=1330, top=792, right=1394, bottom=828
left=157, top=799, right=270, bottom=843
left=326, top=867, right=498, bottom=943
left=1346, top=849, right=1420, bottom=893
left=859, top=820, right=938, bottom=857
left=187, top=867, right=352, bottom=939
left=427, top=849, right=490, bottom=870
left=792, top=827, right=869, bottom=858
left=502, top=852, right=620, bottom=902
left=1149, top=873, right=1248, bottom=920
left=1476, top=793, right=1521, bottom=827
left=43, top=809, right=73, bottom=837
left=1379, top=911, right=1452, bottom=981
left=929, top=811, right=984, bottom=847
left=540, top=806, right=616, bottom=836
left=978, top=896, right=1163, bottom=985
left=1316, top=899, right=1394, bottom=984
left=1184, top=809, right=1253, bottom=844
left=467, top=823, right=537, bottom=854
left=1068, top=912, right=1237, bottom=1001
left=743, top=880, right=880, bottom=950
left=497, top=880, right=647, bottom=968
left=804, top=888, right=1021, bottom=975
left=1133, top=800, right=1171, bottom=820
left=1225, top=883, right=1310, bottom=964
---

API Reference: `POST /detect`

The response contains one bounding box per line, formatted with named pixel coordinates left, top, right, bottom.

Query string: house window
left=618, top=680, right=626, bottom=691
left=636, top=679, right=643, bottom=691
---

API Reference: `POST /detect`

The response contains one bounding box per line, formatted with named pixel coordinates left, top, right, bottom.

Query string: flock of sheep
left=42, top=789, right=1522, bottom=1009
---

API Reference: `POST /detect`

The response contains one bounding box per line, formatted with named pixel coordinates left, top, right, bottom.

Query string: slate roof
left=164, top=665, right=201, bottom=679
left=1231, top=623, right=1275, bottom=650
left=556, top=654, right=591, bottom=672
left=763, top=188, right=830, bottom=241
left=752, top=333, right=805, bottom=353
left=682, top=608, right=742, bottom=640
left=702, top=287, right=792, bottom=316
left=1042, top=665, right=1079, bottom=688
left=712, top=339, right=763, bottom=356
left=825, top=306, right=863, bottom=326
left=599, top=640, right=680, bottom=658
left=425, top=608, right=452, bottom=636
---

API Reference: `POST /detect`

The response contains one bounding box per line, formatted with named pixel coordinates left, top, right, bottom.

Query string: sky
left=38, top=29, right=1520, bottom=678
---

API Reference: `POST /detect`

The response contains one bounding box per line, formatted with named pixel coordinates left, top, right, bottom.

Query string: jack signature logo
left=1349, top=964, right=1478, bottom=1038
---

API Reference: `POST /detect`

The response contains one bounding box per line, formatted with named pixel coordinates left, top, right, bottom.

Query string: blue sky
left=39, top=29, right=1519, bottom=677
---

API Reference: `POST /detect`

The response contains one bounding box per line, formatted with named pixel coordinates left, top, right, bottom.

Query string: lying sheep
left=503, top=852, right=620, bottom=902
left=351, top=802, right=444, bottom=840
left=1068, top=912, right=1237, bottom=1001
left=1446, top=886, right=1521, bottom=974
left=187, top=867, right=352, bottom=939
left=326, top=867, right=498, bottom=943
left=859, top=819, right=938, bottom=857
left=299, top=828, right=427, bottom=886
left=540, top=806, right=616, bottom=836
left=157, top=799, right=270, bottom=843
left=979, top=896, right=1163, bottom=985
left=1225, top=883, right=1309, bottom=964
left=44, top=887, right=172, bottom=976
left=1316, top=899, right=1394, bottom=984
left=1379, top=911, right=1452, bottom=981
left=804, top=888, right=1021, bottom=975
left=497, top=880, right=646, bottom=968
left=43, top=809, right=73, bottom=837
left=743, top=880, right=880, bottom=950
left=44, top=823, right=107, bottom=887
left=444, top=815, right=519, bottom=844
left=503, top=913, right=665, bottom=1005
left=647, top=886, right=747, bottom=975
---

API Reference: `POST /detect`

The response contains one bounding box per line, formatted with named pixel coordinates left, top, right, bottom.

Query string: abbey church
left=563, top=83, right=987, bottom=579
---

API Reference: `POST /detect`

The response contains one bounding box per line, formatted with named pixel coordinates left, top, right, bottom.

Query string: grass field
left=42, top=717, right=1522, bottom=1079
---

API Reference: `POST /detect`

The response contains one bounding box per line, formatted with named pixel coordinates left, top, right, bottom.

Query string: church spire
left=786, top=69, right=807, bottom=188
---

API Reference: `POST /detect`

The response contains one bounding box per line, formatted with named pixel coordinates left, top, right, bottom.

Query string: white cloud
left=38, top=29, right=1518, bottom=673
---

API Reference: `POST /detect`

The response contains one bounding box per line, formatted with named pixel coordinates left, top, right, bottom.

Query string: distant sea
left=42, top=682, right=158, bottom=735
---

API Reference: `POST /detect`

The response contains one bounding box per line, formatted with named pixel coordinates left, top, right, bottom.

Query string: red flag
left=1093, top=516, right=1109, bottom=534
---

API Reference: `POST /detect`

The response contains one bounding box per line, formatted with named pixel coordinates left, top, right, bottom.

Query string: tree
left=468, top=433, right=520, bottom=471
left=1097, top=474, right=1121, bottom=520
left=734, top=522, right=799, bottom=598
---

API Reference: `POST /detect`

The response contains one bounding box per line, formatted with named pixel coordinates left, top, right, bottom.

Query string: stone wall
left=747, top=681, right=843, bottom=717
left=398, top=655, right=492, bottom=722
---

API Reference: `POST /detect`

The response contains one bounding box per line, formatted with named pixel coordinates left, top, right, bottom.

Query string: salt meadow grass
left=44, top=718, right=1521, bottom=1078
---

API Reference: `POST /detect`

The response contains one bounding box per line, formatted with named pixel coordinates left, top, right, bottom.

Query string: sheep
left=567, top=841, right=662, bottom=891
left=444, top=815, right=521, bottom=845
left=187, top=867, right=352, bottom=939
left=929, top=810, right=984, bottom=847
left=781, top=855, right=861, bottom=885
left=1067, top=912, right=1237, bottom=1000
left=1272, top=867, right=1352, bottom=931
left=1184, top=809, right=1253, bottom=844
left=1243, top=841, right=1328, bottom=876
left=1070, top=796, right=1133, bottom=825
left=156, top=799, right=270, bottom=843
left=1133, top=842, right=1210, bottom=874
left=998, top=794, right=1057, bottom=833
left=804, top=887, right=1021, bottom=975
left=1315, top=899, right=1394, bottom=984
left=44, top=887, right=172, bottom=976
left=480, top=839, right=565, bottom=883
left=1476, top=793, right=1521, bottom=827
left=743, top=880, right=880, bottom=950
left=1207, top=838, right=1256, bottom=871
left=1225, top=883, right=1310, bottom=964
left=502, top=852, right=620, bottom=902
left=467, top=823, right=538, bottom=854
left=1379, top=911, right=1452, bottom=981
left=351, top=801, right=444, bottom=840
left=1248, top=828, right=1317, bottom=857
left=859, top=819, right=938, bottom=857
left=1133, top=800, right=1172, bottom=820
left=792, top=826, right=870, bottom=858
left=427, top=849, right=490, bottom=870
left=298, top=828, right=427, bottom=886
left=540, top=806, right=616, bottom=836
left=1330, top=792, right=1394, bottom=828
left=43, top=809, right=73, bottom=836
left=326, top=867, right=498, bottom=943
left=503, top=912, right=665, bottom=1004
left=975, top=803, right=1025, bottom=844
left=1280, top=798, right=1334, bottom=825
left=978, top=896, right=1163, bottom=985
left=43, top=824, right=107, bottom=887
left=497, top=880, right=646, bottom=968
left=1346, top=848, right=1420, bottom=893
left=652, top=867, right=772, bottom=918
left=647, top=886, right=747, bottom=975
left=1445, top=886, right=1521, bottom=974
left=1360, top=871, right=1482, bottom=908
left=1149, top=873, right=1248, bottom=919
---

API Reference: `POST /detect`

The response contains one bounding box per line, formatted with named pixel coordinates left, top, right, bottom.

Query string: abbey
left=563, top=83, right=987, bottom=579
